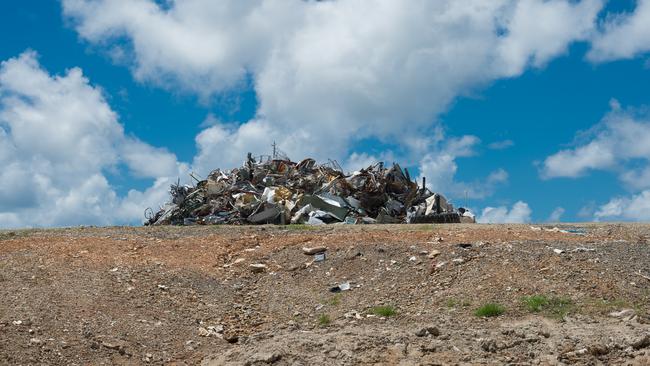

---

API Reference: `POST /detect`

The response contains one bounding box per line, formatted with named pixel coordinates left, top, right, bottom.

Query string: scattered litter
left=553, top=249, right=565, bottom=255
left=428, top=250, right=441, bottom=258
left=330, top=282, right=351, bottom=293
left=157, top=284, right=169, bottom=291
left=609, top=309, right=635, bottom=318
left=145, top=149, right=472, bottom=226
left=531, top=226, right=587, bottom=235
left=344, top=311, right=363, bottom=319
left=314, top=252, right=326, bottom=262
left=198, top=325, right=224, bottom=338
left=565, top=228, right=587, bottom=235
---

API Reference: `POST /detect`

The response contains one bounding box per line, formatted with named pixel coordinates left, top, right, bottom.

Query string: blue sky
left=1, top=0, right=650, bottom=227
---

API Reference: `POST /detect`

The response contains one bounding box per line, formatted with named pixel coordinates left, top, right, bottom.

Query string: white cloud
left=589, top=0, right=650, bottom=62
left=0, top=51, right=188, bottom=228
left=595, top=190, right=650, bottom=221
left=488, top=139, right=514, bottom=150
left=477, top=201, right=532, bottom=223
left=547, top=206, right=565, bottom=222
left=542, top=102, right=650, bottom=184
left=543, top=101, right=650, bottom=222
left=63, top=0, right=605, bottom=170
left=417, top=135, right=509, bottom=200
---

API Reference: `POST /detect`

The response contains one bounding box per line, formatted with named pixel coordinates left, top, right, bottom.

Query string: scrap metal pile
left=145, top=153, right=475, bottom=226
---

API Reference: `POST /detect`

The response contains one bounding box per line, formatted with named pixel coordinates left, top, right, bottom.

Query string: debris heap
left=145, top=154, right=474, bottom=226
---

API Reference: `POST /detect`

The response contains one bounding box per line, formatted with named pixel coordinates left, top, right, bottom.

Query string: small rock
left=588, top=344, right=609, bottom=356
left=631, top=335, right=650, bottom=350
left=415, top=326, right=440, bottom=337
left=198, top=325, right=224, bottom=337
left=428, top=250, right=441, bottom=258
left=29, top=338, right=42, bottom=346
left=248, top=352, right=282, bottom=364
left=101, top=339, right=128, bottom=354
left=303, top=246, right=327, bottom=255
left=157, top=284, right=168, bottom=291
left=224, top=334, right=239, bottom=343
left=480, top=339, right=497, bottom=353
left=250, top=263, right=267, bottom=273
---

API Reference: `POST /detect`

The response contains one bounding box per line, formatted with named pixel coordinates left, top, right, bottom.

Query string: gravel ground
left=1, top=223, right=649, bottom=365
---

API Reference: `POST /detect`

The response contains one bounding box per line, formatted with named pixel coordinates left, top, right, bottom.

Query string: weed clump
left=318, top=314, right=331, bottom=326
left=370, top=305, right=396, bottom=317
left=475, top=303, right=505, bottom=317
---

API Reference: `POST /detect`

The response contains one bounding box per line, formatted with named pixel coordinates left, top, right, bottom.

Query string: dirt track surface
left=1, top=223, right=650, bottom=365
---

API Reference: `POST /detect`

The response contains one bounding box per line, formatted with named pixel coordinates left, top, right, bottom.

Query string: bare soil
left=1, top=223, right=649, bottom=365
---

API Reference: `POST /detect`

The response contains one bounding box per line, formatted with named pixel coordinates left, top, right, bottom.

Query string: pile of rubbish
left=145, top=153, right=475, bottom=226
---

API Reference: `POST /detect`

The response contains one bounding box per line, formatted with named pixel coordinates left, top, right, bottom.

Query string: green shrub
left=318, top=314, right=331, bottom=326
left=523, top=295, right=549, bottom=312
left=370, top=305, right=396, bottom=317
left=474, top=303, right=505, bottom=317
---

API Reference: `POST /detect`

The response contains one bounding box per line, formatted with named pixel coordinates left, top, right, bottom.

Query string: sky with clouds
left=1, top=0, right=650, bottom=228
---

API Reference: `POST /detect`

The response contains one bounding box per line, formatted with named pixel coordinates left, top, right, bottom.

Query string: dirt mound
left=1, top=224, right=649, bottom=364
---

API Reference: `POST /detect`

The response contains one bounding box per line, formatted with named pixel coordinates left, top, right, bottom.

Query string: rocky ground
left=1, top=223, right=649, bottom=365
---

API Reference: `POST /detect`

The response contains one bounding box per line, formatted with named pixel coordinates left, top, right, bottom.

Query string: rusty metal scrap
left=145, top=154, right=472, bottom=226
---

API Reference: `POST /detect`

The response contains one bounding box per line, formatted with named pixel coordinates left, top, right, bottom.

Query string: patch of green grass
left=522, top=295, right=549, bottom=312
left=446, top=298, right=472, bottom=308
left=328, top=294, right=342, bottom=306
left=522, top=295, right=573, bottom=320
left=284, top=224, right=319, bottom=231
left=370, top=305, right=397, bottom=317
left=474, top=303, right=505, bottom=317
left=545, top=297, right=573, bottom=320
left=318, top=314, right=331, bottom=326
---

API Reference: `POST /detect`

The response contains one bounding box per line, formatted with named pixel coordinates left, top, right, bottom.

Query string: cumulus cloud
left=547, top=207, right=565, bottom=222
left=0, top=51, right=187, bottom=228
left=595, top=190, right=650, bottom=221
left=63, top=0, right=605, bottom=170
left=542, top=102, right=650, bottom=188
left=477, top=201, right=532, bottom=223
left=542, top=101, right=650, bottom=222
left=417, top=134, right=509, bottom=200
left=589, top=0, right=650, bottom=62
